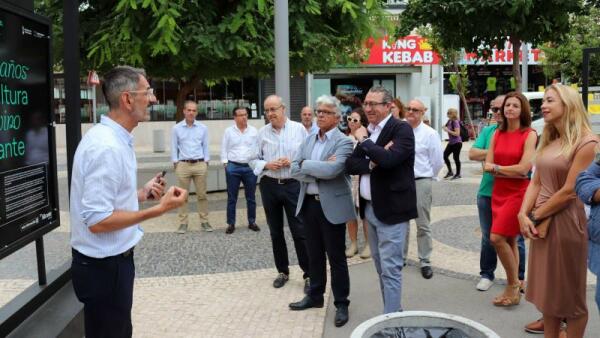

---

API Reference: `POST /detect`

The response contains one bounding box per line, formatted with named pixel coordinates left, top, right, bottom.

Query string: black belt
left=415, top=177, right=431, bottom=181
left=180, top=159, right=204, bottom=163
left=72, top=247, right=134, bottom=260
left=262, top=176, right=295, bottom=185
left=228, top=161, right=249, bottom=167
left=306, top=194, right=320, bottom=201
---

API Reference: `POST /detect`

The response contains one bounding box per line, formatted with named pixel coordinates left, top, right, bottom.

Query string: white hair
left=315, top=95, right=342, bottom=117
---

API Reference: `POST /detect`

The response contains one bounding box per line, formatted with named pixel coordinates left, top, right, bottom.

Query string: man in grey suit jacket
left=288, top=95, right=355, bottom=328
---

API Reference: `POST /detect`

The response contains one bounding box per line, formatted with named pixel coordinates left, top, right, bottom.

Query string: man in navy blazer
left=289, top=95, right=355, bottom=327
left=346, top=86, right=417, bottom=313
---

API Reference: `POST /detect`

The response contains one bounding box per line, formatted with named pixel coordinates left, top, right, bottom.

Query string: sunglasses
left=347, top=117, right=360, bottom=123
left=491, top=107, right=500, bottom=113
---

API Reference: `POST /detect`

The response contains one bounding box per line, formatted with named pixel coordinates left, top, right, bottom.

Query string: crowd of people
left=69, top=65, right=600, bottom=337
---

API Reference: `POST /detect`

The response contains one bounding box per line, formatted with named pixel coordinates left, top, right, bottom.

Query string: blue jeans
left=225, top=162, right=257, bottom=226
left=477, top=195, right=526, bottom=281
left=365, top=202, right=407, bottom=314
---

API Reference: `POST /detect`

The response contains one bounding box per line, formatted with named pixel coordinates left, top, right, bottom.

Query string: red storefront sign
left=460, top=41, right=543, bottom=65
left=362, top=36, right=441, bottom=66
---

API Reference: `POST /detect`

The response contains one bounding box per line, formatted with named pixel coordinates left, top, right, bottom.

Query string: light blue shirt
left=306, top=128, right=334, bottom=195
left=575, top=161, right=600, bottom=276
left=70, top=115, right=143, bottom=258
left=171, top=120, right=210, bottom=162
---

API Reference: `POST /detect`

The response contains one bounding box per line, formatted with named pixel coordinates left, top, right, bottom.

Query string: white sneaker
left=476, top=278, right=494, bottom=291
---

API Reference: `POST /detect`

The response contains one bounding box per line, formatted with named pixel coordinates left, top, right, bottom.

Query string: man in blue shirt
left=171, top=101, right=211, bottom=233
left=70, top=66, right=187, bottom=338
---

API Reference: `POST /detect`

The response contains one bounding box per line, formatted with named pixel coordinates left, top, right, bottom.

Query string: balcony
left=385, top=0, right=407, bottom=9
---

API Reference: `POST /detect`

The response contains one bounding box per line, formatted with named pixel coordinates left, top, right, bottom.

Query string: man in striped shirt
left=250, top=95, right=310, bottom=292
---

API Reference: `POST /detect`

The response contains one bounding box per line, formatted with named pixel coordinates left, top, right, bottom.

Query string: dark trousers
left=259, top=178, right=309, bottom=278
left=71, top=249, right=135, bottom=338
left=225, top=162, right=257, bottom=226
left=477, top=195, right=526, bottom=280
left=443, top=142, right=462, bottom=175
left=301, top=196, right=350, bottom=307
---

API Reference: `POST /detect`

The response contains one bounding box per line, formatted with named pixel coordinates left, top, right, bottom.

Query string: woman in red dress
left=483, top=92, right=537, bottom=306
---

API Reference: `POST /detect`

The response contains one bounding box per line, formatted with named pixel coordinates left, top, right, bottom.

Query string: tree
left=541, top=7, right=600, bottom=85
left=399, top=0, right=585, bottom=92
left=36, top=0, right=389, bottom=120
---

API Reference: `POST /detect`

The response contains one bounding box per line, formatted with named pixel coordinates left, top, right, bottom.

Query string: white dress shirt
left=171, top=120, right=210, bottom=162
left=360, top=113, right=393, bottom=201
left=413, top=122, right=444, bottom=179
left=220, top=124, right=258, bottom=164
left=250, top=119, right=307, bottom=179
left=306, top=128, right=335, bottom=195
left=70, top=115, right=143, bottom=258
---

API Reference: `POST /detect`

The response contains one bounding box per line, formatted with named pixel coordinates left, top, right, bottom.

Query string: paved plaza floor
left=0, top=144, right=598, bottom=337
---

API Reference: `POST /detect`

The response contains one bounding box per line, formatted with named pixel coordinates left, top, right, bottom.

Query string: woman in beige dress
left=345, top=107, right=370, bottom=258
left=518, top=84, right=598, bottom=338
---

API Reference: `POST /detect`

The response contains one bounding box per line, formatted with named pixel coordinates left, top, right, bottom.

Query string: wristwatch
left=528, top=211, right=540, bottom=226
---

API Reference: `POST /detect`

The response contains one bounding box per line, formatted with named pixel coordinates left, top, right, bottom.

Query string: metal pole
left=274, top=0, right=290, bottom=116
left=521, top=42, right=528, bottom=92
left=35, top=238, right=47, bottom=286
left=63, top=0, right=82, bottom=188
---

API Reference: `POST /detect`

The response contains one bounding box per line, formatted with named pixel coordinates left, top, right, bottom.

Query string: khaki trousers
left=175, top=161, right=209, bottom=224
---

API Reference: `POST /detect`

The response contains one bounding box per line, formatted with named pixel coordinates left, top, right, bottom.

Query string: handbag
left=535, top=217, right=552, bottom=239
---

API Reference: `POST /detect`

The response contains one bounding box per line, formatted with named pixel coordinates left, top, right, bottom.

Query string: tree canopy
left=36, top=0, right=389, bottom=119
left=399, top=0, right=585, bottom=92
left=541, top=7, right=600, bottom=85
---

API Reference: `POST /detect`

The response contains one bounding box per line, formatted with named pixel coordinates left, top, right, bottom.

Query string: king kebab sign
left=362, top=36, right=543, bottom=67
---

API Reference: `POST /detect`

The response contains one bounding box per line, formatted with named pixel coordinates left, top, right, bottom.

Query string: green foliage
left=36, top=0, right=388, bottom=83
left=541, top=7, right=600, bottom=85
left=399, top=0, right=585, bottom=91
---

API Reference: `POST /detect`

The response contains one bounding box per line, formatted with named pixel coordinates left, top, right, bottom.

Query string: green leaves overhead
left=37, top=0, right=388, bottom=83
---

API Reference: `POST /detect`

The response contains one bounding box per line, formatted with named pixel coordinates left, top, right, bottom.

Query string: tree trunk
left=175, top=78, right=199, bottom=122
left=510, top=35, right=522, bottom=93
left=453, top=62, right=477, bottom=139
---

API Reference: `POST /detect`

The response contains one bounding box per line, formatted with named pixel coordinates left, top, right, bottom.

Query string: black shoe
left=304, top=277, right=310, bottom=295
left=450, top=174, right=462, bottom=180
left=248, top=223, right=260, bottom=232
left=225, top=224, right=235, bottom=234
left=334, top=305, right=349, bottom=327
left=443, top=171, right=454, bottom=179
left=289, top=296, right=324, bottom=311
left=421, top=266, right=433, bottom=279
left=273, top=273, right=289, bottom=288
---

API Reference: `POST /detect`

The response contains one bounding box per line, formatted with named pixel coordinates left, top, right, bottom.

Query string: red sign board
left=363, top=36, right=441, bottom=66
left=87, top=70, right=100, bottom=86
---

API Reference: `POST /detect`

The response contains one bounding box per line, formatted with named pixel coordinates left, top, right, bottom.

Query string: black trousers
left=71, top=248, right=135, bottom=338
left=259, top=178, right=309, bottom=278
left=443, top=142, right=462, bottom=175
left=301, top=196, right=350, bottom=307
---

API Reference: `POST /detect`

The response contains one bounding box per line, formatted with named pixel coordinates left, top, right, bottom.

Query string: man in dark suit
left=346, top=86, right=417, bottom=314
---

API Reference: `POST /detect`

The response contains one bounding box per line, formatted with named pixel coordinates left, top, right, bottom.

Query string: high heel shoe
left=492, top=283, right=521, bottom=307
left=359, top=245, right=371, bottom=259
left=443, top=171, right=454, bottom=179
left=345, top=241, right=358, bottom=258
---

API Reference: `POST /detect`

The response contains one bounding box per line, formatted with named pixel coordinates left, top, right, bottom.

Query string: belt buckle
left=277, top=178, right=285, bottom=185
left=314, top=195, right=320, bottom=201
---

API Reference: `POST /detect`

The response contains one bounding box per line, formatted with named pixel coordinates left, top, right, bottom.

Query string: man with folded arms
left=346, top=86, right=417, bottom=314
left=249, top=95, right=310, bottom=292
left=171, top=100, right=212, bottom=234
left=289, top=95, right=354, bottom=327
left=221, top=106, right=260, bottom=234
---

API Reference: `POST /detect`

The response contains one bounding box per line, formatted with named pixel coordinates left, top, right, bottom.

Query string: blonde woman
left=442, top=108, right=462, bottom=179
left=518, top=84, right=598, bottom=338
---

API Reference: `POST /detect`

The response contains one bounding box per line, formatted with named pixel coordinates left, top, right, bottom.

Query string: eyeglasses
left=264, top=105, right=282, bottom=114
left=347, top=117, right=360, bottom=123
left=127, top=88, right=154, bottom=97
left=362, top=101, right=387, bottom=108
left=490, top=107, right=500, bottom=113
left=406, top=107, right=422, bottom=113
left=315, top=109, right=336, bottom=115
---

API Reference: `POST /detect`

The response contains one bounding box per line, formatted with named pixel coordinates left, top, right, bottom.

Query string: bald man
left=301, top=106, right=319, bottom=135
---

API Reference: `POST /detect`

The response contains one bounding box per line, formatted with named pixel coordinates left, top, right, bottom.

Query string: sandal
left=492, top=283, right=521, bottom=307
